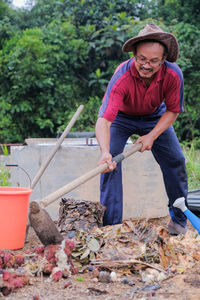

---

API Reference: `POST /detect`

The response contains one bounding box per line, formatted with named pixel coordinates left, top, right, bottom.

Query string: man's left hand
left=135, top=134, right=155, bottom=152
left=135, top=111, right=179, bottom=152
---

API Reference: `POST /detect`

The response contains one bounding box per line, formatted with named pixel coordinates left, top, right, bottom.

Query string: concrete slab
left=10, top=139, right=168, bottom=220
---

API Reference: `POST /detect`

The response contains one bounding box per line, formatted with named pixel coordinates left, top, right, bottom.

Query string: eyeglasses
left=135, top=56, right=162, bottom=67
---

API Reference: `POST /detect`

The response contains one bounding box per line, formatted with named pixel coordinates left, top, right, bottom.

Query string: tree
left=148, top=0, right=200, bottom=26
left=0, top=0, right=199, bottom=143
left=173, top=22, right=200, bottom=141
left=0, top=20, right=90, bottom=142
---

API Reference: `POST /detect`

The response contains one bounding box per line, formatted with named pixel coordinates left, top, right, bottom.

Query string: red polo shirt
left=98, top=58, right=184, bottom=122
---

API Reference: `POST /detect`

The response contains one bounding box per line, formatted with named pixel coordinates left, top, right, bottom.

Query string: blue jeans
left=100, top=109, right=188, bottom=227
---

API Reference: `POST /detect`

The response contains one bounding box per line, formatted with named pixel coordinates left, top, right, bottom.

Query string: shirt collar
left=130, top=58, right=166, bottom=83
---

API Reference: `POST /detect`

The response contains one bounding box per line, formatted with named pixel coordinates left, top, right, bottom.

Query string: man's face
left=134, top=42, right=166, bottom=79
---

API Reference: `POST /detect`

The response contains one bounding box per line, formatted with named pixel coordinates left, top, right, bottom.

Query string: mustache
left=140, top=66, right=153, bottom=72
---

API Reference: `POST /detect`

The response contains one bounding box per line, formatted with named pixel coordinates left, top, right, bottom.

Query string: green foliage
left=58, top=96, right=101, bottom=133
left=0, top=0, right=199, bottom=144
left=0, top=144, right=10, bottom=186
left=0, top=144, right=9, bottom=155
left=148, top=0, right=200, bottom=26
left=29, top=0, right=148, bottom=28
left=173, top=22, right=200, bottom=141
left=0, top=1, right=15, bottom=49
left=0, top=19, right=90, bottom=142
left=181, top=139, right=200, bottom=190
left=0, top=164, right=10, bottom=186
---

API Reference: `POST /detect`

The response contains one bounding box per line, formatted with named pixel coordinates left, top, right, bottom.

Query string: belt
left=118, top=111, right=161, bottom=121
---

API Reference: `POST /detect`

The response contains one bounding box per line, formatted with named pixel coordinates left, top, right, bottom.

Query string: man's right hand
left=95, top=117, right=116, bottom=173
left=98, top=152, right=117, bottom=173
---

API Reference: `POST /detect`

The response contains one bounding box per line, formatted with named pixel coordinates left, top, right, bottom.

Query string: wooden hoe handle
left=30, top=105, right=84, bottom=189
left=40, top=143, right=142, bottom=208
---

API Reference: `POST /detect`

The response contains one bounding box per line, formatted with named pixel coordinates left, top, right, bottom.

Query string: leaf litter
left=1, top=198, right=200, bottom=299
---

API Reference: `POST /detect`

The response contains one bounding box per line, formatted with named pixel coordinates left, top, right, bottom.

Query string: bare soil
left=3, top=217, right=200, bottom=300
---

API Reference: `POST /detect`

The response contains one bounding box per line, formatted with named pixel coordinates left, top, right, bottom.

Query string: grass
left=0, top=144, right=9, bottom=156
left=0, top=165, right=10, bottom=186
left=182, top=140, right=200, bottom=190
left=0, top=145, right=10, bottom=186
left=131, top=135, right=200, bottom=191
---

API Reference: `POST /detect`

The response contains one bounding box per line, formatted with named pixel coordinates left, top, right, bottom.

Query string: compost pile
left=58, top=198, right=106, bottom=233
left=1, top=214, right=200, bottom=298
left=71, top=219, right=200, bottom=276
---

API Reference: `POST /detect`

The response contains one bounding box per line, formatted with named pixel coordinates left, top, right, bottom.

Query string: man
left=95, top=24, right=188, bottom=235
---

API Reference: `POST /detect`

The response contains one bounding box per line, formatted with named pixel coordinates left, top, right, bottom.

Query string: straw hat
left=122, top=24, right=179, bottom=62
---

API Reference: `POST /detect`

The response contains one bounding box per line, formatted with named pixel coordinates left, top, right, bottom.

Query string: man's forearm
left=95, top=117, right=111, bottom=153
left=136, top=110, right=179, bottom=152
left=149, top=110, right=179, bottom=140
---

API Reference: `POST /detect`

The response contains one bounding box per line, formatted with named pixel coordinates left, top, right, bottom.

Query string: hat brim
left=122, top=32, right=179, bottom=62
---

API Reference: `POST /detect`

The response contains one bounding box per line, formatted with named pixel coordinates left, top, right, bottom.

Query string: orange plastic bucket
left=0, top=187, right=33, bottom=250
